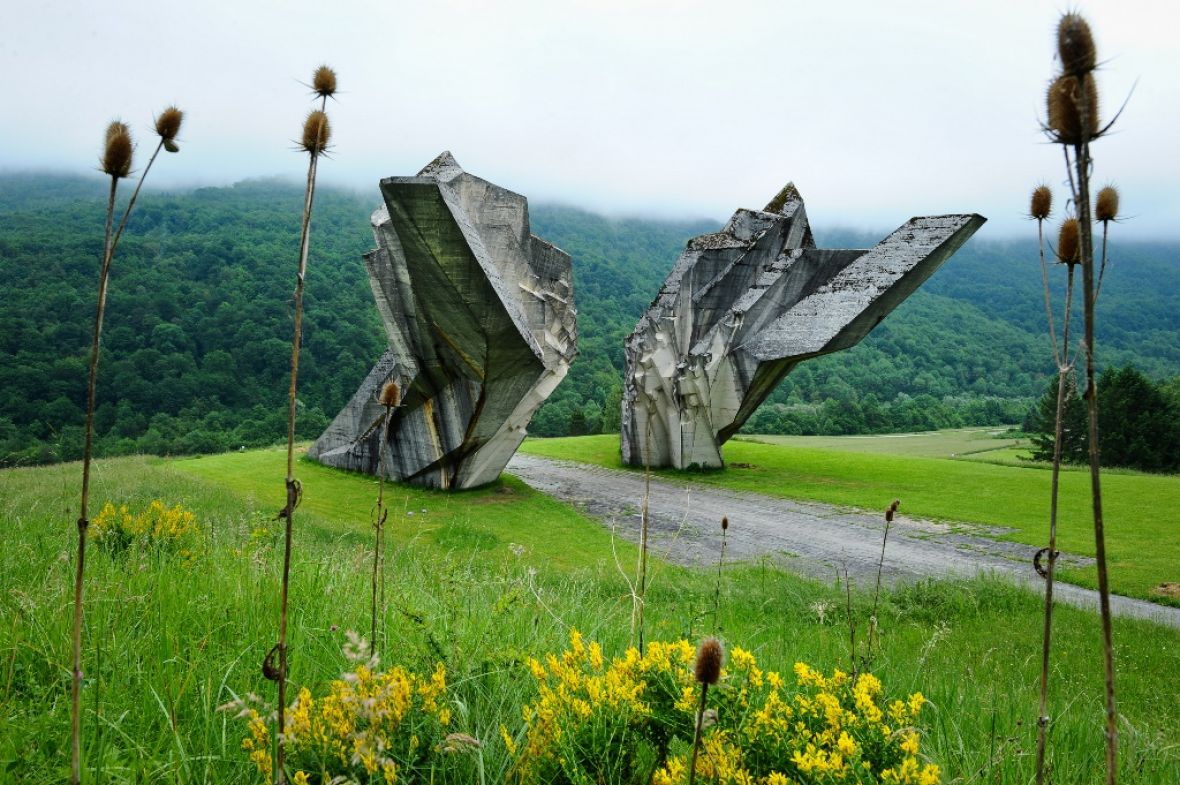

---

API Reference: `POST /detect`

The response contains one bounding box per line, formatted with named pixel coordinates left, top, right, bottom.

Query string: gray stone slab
left=622, top=185, right=984, bottom=468
left=309, top=153, right=577, bottom=489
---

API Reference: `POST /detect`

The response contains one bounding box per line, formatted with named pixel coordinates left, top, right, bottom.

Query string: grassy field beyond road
left=519, top=432, right=1180, bottom=604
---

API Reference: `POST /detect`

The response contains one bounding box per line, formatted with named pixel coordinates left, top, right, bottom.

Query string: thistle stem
left=687, top=684, right=709, bottom=785
left=371, top=402, right=394, bottom=657
left=1075, top=127, right=1117, bottom=785
left=1035, top=224, right=1078, bottom=785
left=275, top=135, right=321, bottom=785
left=72, top=137, right=167, bottom=785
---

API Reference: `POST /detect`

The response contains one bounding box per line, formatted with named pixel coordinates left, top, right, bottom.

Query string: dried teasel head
left=312, top=65, right=338, bottom=98
left=1095, top=185, right=1120, bottom=223
left=1030, top=185, right=1052, bottom=221
left=1057, top=13, right=1096, bottom=76
left=154, top=106, right=184, bottom=143
left=101, top=121, right=133, bottom=178
left=1057, top=218, right=1081, bottom=265
left=721, top=515, right=728, bottom=532
left=300, top=110, right=331, bottom=154
left=694, top=637, right=723, bottom=685
left=1047, top=74, right=1099, bottom=145
left=379, top=381, right=401, bottom=408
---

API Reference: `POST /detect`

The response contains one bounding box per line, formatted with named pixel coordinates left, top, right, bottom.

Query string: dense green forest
left=1, top=173, right=1178, bottom=464
left=1027, top=366, right=1180, bottom=472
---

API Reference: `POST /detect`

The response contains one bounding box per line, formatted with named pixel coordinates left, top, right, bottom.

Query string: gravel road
left=506, top=453, right=1180, bottom=628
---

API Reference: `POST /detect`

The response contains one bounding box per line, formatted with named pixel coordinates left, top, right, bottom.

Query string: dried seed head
left=101, top=121, right=133, bottom=178
left=721, top=515, right=728, bottom=531
left=1047, top=74, right=1099, bottom=145
left=1057, top=13, right=1096, bottom=76
left=154, top=106, right=184, bottom=142
left=1095, top=185, right=1120, bottom=223
left=694, top=637, right=723, bottom=685
left=380, top=381, right=401, bottom=408
left=1057, top=218, right=1081, bottom=265
left=312, top=65, right=337, bottom=98
left=300, top=110, right=331, bottom=154
left=1030, top=185, right=1052, bottom=220
left=105, top=121, right=129, bottom=143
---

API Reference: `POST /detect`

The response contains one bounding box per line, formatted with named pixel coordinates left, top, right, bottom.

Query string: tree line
left=1027, top=365, right=1180, bottom=472
left=2, top=174, right=1179, bottom=464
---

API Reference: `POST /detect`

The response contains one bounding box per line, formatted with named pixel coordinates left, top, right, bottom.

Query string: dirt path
left=506, top=454, right=1180, bottom=628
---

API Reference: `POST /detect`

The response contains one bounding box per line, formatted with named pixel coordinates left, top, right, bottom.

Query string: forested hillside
left=2, top=173, right=1178, bottom=463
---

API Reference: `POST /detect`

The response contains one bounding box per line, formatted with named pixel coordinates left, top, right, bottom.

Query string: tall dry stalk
left=1031, top=186, right=1079, bottom=785
left=270, top=65, right=335, bottom=785
left=866, top=499, right=899, bottom=663
left=711, top=515, right=728, bottom=633
left=631, top=420, right=653, bottom=654
left=1042, top=14, right=1120, bottom=783
left=370, top=381, right=400, bottom=656
left=71, top=108, right=183, bottom=785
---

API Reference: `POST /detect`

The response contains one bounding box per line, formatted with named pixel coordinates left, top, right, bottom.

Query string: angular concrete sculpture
left=309, top=153, right=577, bottom=489
left=622, top=184, right=984, bottom=469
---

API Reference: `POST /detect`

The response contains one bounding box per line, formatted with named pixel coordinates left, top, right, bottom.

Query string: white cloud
left=2, top=0, right=1176, bottom=237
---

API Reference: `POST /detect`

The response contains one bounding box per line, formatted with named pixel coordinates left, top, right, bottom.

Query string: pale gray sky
left=2, top=0, right=1177, bottom=237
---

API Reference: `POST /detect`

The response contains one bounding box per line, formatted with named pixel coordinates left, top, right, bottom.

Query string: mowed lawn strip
left=174, top=445, right=636, bottom=572
left=519, top=434, right=1180, bottom=603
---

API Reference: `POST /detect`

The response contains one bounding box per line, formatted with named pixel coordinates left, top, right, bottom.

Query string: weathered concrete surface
left=507, top=453, right=1180, bottom=629
left=622, top=185, right=985, bottom=468
left=310, top=153, right=577, bottom=489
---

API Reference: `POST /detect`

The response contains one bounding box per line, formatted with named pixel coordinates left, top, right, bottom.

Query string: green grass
left=740, top=427, right=1027, bottom=459
left=1, top=450, right=1179, bottom=783
left=519, top=433, right=1180, bottom=603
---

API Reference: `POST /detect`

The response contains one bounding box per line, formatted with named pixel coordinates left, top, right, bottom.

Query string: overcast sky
left=3, top=0, right=1177, bottom=238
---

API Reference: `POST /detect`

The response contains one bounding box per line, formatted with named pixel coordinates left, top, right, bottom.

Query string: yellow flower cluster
left=240, top=654, right=452, bottom=784
left=240, top=708, right=271, bottom=775
left=512, top=630, right=699, bottom=782
left=656, top=652, right=940, bottom=784
left=90, top=499, right=199, bottom=556
left=509, top=631, right=940, bottom=785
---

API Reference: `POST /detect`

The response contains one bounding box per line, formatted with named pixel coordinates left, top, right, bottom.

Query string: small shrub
left=228, top=633, right=455, bottom=783
left=507, top=630, right=940, bottom=784
left=89, top=499, right=199, bottom=556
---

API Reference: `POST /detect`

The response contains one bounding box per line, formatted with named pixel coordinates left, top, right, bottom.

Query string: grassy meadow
left=519, top=431, right=1180, bottom=604
left=0, top=446, right=1178, bottom=783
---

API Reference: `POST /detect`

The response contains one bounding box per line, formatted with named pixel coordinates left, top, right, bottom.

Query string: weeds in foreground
left=1037, top=12, right=1125, bottom=784
left=371, top=381, right=401, bottom=658
left=271, top=63, right=337, bottom=784
left=71, top=105, right=183, bottom=785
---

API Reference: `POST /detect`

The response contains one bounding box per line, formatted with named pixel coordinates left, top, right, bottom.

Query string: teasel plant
left=1039, top=13, right=1125, bottom=784
left=1030, top=185, right=1081, bottom=785
left=370, top=381, right=401, bottom=657
left=687, top=637, right=723, bottom=785
left=71, top=106, right=184, bottom=785
left=268, top=64, right=336, bottom=785
left=631, top=421, right=654, bottom=654
left=866, top=498, right=899, bottom=664
left=711, top=515, right=728, bottom=633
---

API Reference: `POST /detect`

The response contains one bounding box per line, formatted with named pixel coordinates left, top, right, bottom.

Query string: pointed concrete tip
left=417, top=151, right=463, bottom=178
left=764, top=182, right=803, bottom=214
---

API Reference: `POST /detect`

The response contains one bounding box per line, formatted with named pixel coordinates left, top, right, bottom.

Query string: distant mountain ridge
left=1, top=173, right=1177, bottom=463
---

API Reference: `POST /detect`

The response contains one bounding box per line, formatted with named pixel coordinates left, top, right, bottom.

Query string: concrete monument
left=622, top=184, right=984, bottom=469
left=309, top=153, right=577, bottom=489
